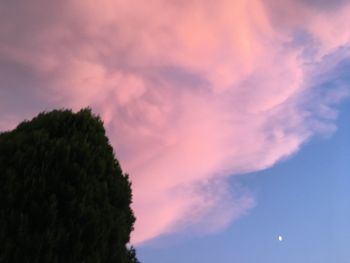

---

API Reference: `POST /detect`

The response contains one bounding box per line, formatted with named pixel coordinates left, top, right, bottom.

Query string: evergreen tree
left=0, top=109, right=139, bottom=263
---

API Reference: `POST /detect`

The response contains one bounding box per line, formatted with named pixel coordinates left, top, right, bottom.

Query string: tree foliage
left=0, top=109, right=139, bottom=263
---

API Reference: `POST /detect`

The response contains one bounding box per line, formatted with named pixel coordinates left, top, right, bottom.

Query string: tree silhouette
left=0, top=109, right=139, bottom=263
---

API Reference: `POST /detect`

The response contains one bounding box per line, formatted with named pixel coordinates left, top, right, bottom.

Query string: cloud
left=0, top=0, right=349, bottom=244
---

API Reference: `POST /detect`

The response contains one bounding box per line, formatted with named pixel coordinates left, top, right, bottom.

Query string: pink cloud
left=0, top=0, right=349, bottom=244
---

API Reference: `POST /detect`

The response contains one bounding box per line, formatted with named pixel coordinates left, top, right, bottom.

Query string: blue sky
left=137, top=101, right=350, bottom=262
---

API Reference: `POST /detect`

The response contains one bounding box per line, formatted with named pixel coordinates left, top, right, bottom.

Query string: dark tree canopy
left=0, top=109, right=139, bottom=263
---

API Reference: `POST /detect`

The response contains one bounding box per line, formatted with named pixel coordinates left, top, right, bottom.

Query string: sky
left=138, top=101, right=350, bottom=262
left=0, top=0, right=349, bottom=261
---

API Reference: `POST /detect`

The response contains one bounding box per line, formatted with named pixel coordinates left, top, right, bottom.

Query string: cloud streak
left=0, top=0, right=349, bottom=244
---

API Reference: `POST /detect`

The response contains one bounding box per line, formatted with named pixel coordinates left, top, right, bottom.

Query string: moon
left=278, top=235, right=283, bottom=241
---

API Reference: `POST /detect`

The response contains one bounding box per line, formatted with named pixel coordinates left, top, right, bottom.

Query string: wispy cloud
left=0, top=0, right=349, bottom=244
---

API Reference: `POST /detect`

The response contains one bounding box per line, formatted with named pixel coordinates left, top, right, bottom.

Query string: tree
left=0, top=109, right=140, bottom=263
